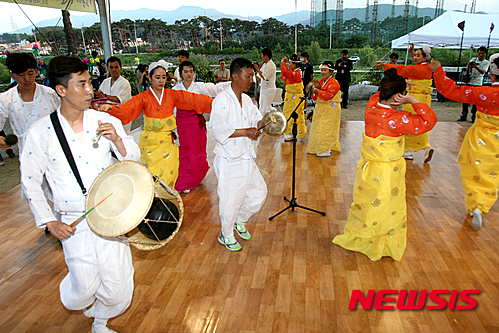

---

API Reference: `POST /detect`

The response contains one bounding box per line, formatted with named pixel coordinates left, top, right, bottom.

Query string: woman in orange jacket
left=430, top=55, right=499, bottom=228
left=375, top=45, right=434, bottom=163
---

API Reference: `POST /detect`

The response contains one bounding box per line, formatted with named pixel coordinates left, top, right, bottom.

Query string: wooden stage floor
left=1, top=121, right=499, bottom=333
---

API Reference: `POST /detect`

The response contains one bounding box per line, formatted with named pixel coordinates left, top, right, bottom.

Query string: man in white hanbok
left=0, top=52, right=60, bottom=155
left=210, top=58, right=268, bottom=251
left=21, top=56, right=140, bottom=333
left=253, top=48, right=276, bottom=115
left=95, top=56, right=132, bottom=134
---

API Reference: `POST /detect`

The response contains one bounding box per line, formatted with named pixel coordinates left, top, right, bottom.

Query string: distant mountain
left=17, top=6, right=266, bottom=34
left=15, top=4, right=487, bottom=34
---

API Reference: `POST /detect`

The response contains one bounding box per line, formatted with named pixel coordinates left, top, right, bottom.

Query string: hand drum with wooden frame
left=85, top=160, right=183, bottom=251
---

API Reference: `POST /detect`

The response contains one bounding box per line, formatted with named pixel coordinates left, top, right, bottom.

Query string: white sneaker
left=403, top=152, right=414, bottom=160
left=284, top=134, right=294, bottom=141
left=424, top=148, right=434, bottom=163
left=317, top=150, right=331, bottom=157
left=92, top=326, right=117, bottom=333
left=82, top=302, right=95, bottom=319
left=182, top=189, right=191, bottom=194
left=472, top=208, right=482, bottom=228
left=218, top=233, right=242, bottom=251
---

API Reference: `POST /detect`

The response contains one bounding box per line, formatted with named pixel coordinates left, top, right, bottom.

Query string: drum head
left=86, top=161, right=154, bottom=237
left=262, top=110, right=287, bottom=136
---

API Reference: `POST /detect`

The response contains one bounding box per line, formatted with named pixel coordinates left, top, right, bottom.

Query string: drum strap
left=50, top=111, right=87, bottom=195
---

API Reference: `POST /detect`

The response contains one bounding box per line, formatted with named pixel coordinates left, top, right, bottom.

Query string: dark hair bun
left=384, top=68, right=398, bottom=81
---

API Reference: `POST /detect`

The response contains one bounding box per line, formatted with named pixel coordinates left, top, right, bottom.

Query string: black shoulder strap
left=50, top=111, right=87, bottom=195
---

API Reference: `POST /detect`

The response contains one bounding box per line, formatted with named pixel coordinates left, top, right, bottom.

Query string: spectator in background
left=253, top=48, right=276, bottom=115
left=214, top=59, right=230, bottom=83
left=458, top=46, right=490, bottom=123
left=95, top=56, right=132, bottom=134
left=35, top=56, right=49, bottom=86
left=389, top=53, right=399, bottom=65
left=335, top=49, right=353, bottom=109
left=0, top=53, right=60, bottom=157
left=98, top=61, right=107, bottom=85
left=135, top=64, right=145, bottom=93
left=89, top=51, right=101, bottom=90
left=300, top=51, right=314, bottom=109
left=173, top=50, right=189, bottom=86
left=135, top=64, right=150, bottom=94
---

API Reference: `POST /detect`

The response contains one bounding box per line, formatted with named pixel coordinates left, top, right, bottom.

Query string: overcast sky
left=0, top=0, right=497, bottom=34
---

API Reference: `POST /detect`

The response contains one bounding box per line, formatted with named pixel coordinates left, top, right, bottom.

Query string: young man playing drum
left=21, top=56, right=140, bottom=333
left=210, top=58, right=268, bottom=251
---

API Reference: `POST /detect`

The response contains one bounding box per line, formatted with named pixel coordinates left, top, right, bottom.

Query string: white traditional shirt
left=469, top=58, right=490, bottom=86
left=210, top=87, right=262, bottom=161
left=0, top=84, right=60, bottom=152
left=258, top=59, right=277, bottom=89
left=98, top=76, right=132, bottom=104
left=173, top=80, right=231, bottom=97
left=21, top=109, right=140, bottom=228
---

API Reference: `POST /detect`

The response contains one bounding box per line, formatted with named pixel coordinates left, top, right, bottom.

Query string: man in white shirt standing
left=95, top=56, right=132, bottom=133
left=21, top=56, right=140, bottom=333
left=253, top=48, right=276, bottom=115
left=210, top=58, right=268, bottom=251
left=458, top=46, right=490, bottom=123
left=0, top=53, right=60, bottom=156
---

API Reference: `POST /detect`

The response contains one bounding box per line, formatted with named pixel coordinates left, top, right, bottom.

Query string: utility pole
left=372, top=0, right=379, bottom=42
left=134, top=21, right=139, bottom=54
left=404, top=0, right=410, bottom=33
left=335, top=0, right=343, bottom=40
left=295, top=0, right=298, bottom=54
left=365, top=0, right=370, bottom=23
left=310, top=0, right=315, bottom=27
left=81, top=25, right=87, bottom=55
left=322, top=0, right=327, bottom=27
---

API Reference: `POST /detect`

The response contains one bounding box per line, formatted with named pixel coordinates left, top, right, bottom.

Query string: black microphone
left=5, top=134, right=18, bottom=146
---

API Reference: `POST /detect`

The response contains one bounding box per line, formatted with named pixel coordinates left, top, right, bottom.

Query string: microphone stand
left=269, top=88, right=326, bottom=221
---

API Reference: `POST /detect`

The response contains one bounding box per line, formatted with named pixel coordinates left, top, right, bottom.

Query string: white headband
left=490, top=53, right=499, bottom=75
left=149, top=60, right=169, bottom=75
left=422, top=45, right=432, bottom=60
left=320, top=63, right=334, bottom=70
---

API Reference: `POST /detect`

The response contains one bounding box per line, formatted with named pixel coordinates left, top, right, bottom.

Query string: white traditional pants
left=214, top=155, right=267, bottom=237
left=259, top=87, right=276, bottom=115
left=59, top=217, right=134, bottom=319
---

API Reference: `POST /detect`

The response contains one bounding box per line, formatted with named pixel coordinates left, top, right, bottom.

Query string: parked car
left=349, top=56, right=360, bottom=64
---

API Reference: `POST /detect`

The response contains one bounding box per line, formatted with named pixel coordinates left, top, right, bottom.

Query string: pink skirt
left=175, top=108, right=209, bottom=192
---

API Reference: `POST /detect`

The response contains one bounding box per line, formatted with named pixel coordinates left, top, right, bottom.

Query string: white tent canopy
left=392, top=11, right=499, bottom=49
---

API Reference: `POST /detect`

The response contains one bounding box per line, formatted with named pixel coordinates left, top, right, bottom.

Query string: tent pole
left=97, top=0, right=113, bottom=61
left=404, top=43, right=410, bottom=65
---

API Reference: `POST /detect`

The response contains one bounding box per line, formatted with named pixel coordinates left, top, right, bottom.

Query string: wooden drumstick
left=70, top=193, right=113, bottom=228
left=258, top=115, right=277, bottom=131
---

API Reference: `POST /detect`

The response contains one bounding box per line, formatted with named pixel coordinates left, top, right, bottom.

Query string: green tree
left=308, top=41, right=322, bottom=65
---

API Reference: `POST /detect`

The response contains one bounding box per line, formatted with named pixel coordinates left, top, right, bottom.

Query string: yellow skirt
left=283, top=83, right=307, bottom=138
left=457, top=112, right=499, bottom=214
left=403, top=79, right=432, bottom=152
left=333, top=134, right=407, bottom=261
left=307, top=92, right=342, bottom=153
left=140, top=115, right=179, bottom=188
